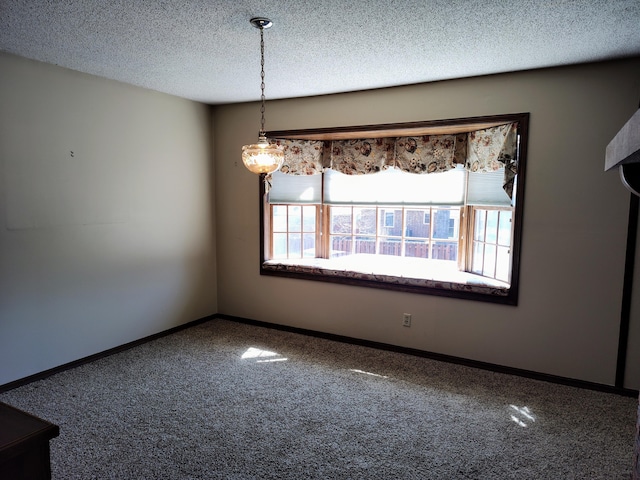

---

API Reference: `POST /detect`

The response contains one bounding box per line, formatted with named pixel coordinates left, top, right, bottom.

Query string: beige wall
left=214, top=58, right=640, bottom=389
left=0, top=52, right=217, bottom=386
left=2, top=51, right=638, bottom=391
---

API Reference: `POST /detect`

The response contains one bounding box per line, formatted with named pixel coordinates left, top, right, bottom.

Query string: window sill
left=262, top=254, right=512, bottom=303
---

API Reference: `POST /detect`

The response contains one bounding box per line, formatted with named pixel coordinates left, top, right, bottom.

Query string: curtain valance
left=272, top=122, right=518, bottom=197
left=273, top=139, right=326, bottom=175
left=466, top=123, right=518, bottom=199
left=330, top=138, right=392, bottom=174
left=392, top=134, right=462, bottom=174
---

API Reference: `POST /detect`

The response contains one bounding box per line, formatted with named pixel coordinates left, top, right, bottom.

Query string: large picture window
left=260, top=114, right=528, bottom=305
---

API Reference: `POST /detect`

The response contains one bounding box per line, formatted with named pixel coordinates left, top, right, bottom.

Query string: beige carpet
left=1, top=318, right=636, bottom=479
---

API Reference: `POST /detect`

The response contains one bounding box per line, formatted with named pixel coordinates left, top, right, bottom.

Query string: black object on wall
left=605, top=108, right=640, bottom=388
left=616, top=194, right=639, bottom=387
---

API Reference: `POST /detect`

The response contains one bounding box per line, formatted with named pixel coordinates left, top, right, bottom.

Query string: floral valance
left=392, top=134, right=463, bottom=174
left=466, top=123, right=518, bottom=198
left=330, top=138, right=392, bottom=174
left=272, top=122, right=518, bottom=196
left=272, top=139, right=326, bottom=175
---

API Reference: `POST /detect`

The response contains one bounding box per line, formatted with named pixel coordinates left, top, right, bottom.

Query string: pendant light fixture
left=241, top=17, right=284, bottom=175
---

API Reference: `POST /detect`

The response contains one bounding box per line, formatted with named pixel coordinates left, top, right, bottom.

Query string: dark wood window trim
left=260, top=113, right=529, bottom=305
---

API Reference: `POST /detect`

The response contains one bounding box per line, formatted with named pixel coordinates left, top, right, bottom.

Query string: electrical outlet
left=402, top=313, right=412, bottom=327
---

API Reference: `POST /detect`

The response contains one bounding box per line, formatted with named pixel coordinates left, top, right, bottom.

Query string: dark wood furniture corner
left=0, top=402, right=59, bottom=480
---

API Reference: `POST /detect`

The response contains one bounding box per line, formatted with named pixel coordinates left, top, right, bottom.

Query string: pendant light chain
left=241, top=17, right=283, bottom=176
left=259, top=26, right=266, bottom=136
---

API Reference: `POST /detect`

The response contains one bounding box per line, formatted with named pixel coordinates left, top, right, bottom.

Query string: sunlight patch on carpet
left=241, top=347, right=288, bottom=362
left=509, top=405, right=536, bottom=427
left=349, top=369, right=389, bottom=379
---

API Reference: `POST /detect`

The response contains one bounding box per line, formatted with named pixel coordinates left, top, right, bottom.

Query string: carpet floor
left=0, top=318, right=636, bottom=479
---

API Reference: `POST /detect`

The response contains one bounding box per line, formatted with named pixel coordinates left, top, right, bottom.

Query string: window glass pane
left=496, top=245, right=510, bottom=282
left=485, top=210, right=499, bottom=244
left=330, top=236, right=352, bottom=258
left=288, top=205, right=301, bottom=232
left=483, top=244, right=497, bottom=278
left=406, top=209, right=430, bottom=238
left=273, top=233, right=288, bottom=259
left=331, top=207, right=352, bottom=234
left=273, top=206, right=287, bottom=232
left=384, top=212, right=395, bottom=227
left=303, top=206, right=316, bottom=232
left=355, top=236, right=376, bottom=254
left=303, top=233, right=315, bottom=258
left=498, top=210, right=512, bottom=246
left=288, top=233, right=301, bottom=257
left=474, top=210, right=486, bottom=241
left=378, top=238, right=401, bottom=256
left=404, top=240, right=429, bottom=258
left=355, top=208, right=376, bottom=235
left=433, top=209, right=458, bottom=240
left=472, top=242, right=484, bottom=274
left=379, top=209, right=401, bottom=236
left=432, top=242, right=458, bottom=261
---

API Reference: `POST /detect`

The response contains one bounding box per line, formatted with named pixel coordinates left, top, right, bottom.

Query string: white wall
left=214, top=58, right=640, bottom=389
left=0, top=53, right=217, bottom=386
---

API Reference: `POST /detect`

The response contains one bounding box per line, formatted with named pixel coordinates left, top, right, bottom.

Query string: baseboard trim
left=218, top=314, right=640, bottom=398
left=0, top=315, right=214, bottom=393
left=3, top=312, right=637, bottom=398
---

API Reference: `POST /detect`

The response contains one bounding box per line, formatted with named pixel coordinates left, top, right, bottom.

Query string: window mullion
left=481, top=209, right=488, bottom=275
left=320, top=170, right=327, bottom=259
left=350, top=206, right=355, bottom=256
left=493, top=211, right=501, bottom=277
left=321, top=205, right=330, bottom=259
left=460, top=206, right=471, bottom=271
left=316, top=205, right=323, bottom=258
left=400, top=207, right=407, bottom=257
left=269, top=205, right=274, bottom=259
left=375, top=207, right=380, bottom=255
left=286, top=205, right=292, bottom=258
left=428, top=207, right=434, bottom=259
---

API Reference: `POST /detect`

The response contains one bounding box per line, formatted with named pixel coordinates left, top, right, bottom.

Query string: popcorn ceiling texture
left=0, top=0, right=639, bottom=104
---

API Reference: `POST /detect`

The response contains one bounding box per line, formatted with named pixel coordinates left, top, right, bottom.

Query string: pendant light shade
left=242, top=135, right=284, bottom=174
left=241, top=17, right=283, bottom=175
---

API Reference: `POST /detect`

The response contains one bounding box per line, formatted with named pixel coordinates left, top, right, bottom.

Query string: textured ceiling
left=1, top=1, right=639, bottom=105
